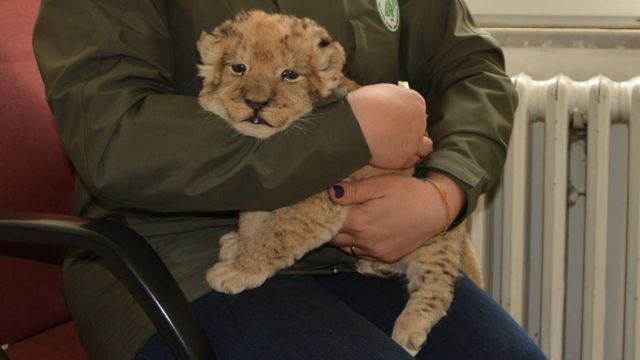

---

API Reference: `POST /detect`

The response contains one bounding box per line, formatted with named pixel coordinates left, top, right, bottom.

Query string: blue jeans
left=136, top=273, right=546, bottom=359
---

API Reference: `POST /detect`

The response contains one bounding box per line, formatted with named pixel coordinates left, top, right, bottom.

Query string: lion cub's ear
left=197, top=30, right=227, bottom=89
left=309, top=35, right=351, bottom=98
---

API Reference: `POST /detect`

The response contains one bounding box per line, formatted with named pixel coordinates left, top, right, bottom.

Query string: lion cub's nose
left=245, top=99, right=269, bottom=112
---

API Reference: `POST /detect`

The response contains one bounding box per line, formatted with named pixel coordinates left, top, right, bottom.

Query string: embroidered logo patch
left=376, top=0, right=400, bottom=32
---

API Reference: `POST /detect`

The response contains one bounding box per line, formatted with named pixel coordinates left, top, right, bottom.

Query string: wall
left=467, top=0, right=639, bottom=17
left=466, top=0, right=640, bottom=28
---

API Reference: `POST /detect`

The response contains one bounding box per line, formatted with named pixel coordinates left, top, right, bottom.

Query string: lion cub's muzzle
left=246, top=115, right=272, bottom=127
left=244, top=98, right=273, bottom=127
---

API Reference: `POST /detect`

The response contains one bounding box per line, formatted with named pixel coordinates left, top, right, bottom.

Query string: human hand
left=328, top=172, right=465, bottom=262
left=347, top=84, right=432, bottom=169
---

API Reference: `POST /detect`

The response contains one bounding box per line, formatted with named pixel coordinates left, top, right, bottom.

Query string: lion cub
left=197, top=10, right=482, bottom=355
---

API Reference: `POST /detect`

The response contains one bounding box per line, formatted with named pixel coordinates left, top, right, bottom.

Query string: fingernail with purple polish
left=333, top=185, right=344, bottom=198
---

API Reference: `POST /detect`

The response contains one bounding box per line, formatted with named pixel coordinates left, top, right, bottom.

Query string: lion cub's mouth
left=245, top=115, right=273, bottom=127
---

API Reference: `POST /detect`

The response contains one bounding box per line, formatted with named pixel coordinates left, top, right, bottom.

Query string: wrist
left=423, top=171, right=466, bottom=231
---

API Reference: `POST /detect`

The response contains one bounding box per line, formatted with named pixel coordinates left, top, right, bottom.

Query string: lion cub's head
left=197, top=11, right=352, bottom=138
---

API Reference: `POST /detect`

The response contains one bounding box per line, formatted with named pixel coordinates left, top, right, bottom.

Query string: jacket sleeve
left=33, top=0, right=370, bottom=213
left=401, top=0, right=518, bottom=221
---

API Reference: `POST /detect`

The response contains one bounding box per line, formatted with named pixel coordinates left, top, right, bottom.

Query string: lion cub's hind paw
left=356, top=259, right=400, bottom=277
left=392, top=311, right=438, bottom=357
left=394, top=331, right=425, bottom=357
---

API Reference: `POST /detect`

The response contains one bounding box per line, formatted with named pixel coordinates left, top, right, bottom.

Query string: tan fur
left=198, top=11, right=483, bottom=356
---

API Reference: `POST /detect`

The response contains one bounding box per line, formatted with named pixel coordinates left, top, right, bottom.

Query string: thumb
left=329, top=178, right=381, bottom=205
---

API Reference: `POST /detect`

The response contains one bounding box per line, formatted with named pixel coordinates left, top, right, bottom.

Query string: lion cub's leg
left=391, top=224, right=466, bottom=356
left=206, top=192, right=346, bottom=294
left=216, top=231, right=241, bottom=262
left=217, top=211, right=273, bottom=261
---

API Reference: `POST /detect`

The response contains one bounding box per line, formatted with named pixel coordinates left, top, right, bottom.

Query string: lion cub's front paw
left=217, top=231, right=241, bottom=261
left=206, top=261, right=271, bottom=294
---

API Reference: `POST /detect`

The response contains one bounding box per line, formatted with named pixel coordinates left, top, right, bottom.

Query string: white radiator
left=468, top=74, right=640, bottom=360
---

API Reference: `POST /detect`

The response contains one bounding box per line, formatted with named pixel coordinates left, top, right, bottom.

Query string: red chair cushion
left=5, top=321, right=88, bottom=360
left=0, top=0, right=75, bottom=214
left=0, top=0, right=81, bottom=357
left=0, top=245, right=69, bottom=345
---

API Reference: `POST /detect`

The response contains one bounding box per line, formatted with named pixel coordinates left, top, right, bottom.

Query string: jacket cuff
left=415, top=149, right=488, bottom=225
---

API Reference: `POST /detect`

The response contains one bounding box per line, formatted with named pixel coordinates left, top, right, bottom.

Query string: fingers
left=405, top=154, right=422, bottom=169
left=337, top=245, right=376, bottom=261
left=331, top=233, right=365, bottom=258
left=417, top=136, right=433, bottom=158
left=329, top=232, right=354, bottom=247
left=403, top=136, right=433, bottom=168
left=329, top=178, right=384, bottom=206
left=339, top=245, right=361, bottom=257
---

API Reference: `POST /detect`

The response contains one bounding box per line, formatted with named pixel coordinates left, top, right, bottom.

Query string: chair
left=0, top=1, right=216, bottom=359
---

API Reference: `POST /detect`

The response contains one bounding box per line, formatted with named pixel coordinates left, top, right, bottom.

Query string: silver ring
left=350, top=245, right=357, bottom=257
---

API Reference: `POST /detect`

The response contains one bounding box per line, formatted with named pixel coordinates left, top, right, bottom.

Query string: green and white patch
left=376, top=0, right=400, bottom=32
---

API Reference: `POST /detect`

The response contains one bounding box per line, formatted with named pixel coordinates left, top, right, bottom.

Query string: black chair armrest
left=0, top=213, right=217, bottom=360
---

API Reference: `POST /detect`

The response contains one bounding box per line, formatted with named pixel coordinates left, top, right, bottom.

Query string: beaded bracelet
left=422, top=177, right=452, bottom=236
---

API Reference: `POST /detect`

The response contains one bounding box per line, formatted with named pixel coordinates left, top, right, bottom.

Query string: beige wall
left=465, top=0, right=640, bottom=28
left=465, top=0, right=639, bottom=17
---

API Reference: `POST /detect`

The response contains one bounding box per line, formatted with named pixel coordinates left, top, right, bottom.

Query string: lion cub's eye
left=281, top=69, right=299, bottom=81
left=230, top=64, right=247, bottom=75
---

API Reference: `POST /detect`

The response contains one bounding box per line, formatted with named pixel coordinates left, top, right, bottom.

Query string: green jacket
left=33, top=0, right=516, bottom=358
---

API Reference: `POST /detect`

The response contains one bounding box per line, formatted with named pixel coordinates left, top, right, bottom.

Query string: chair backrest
left=0, top=0, right=76, bottom=346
